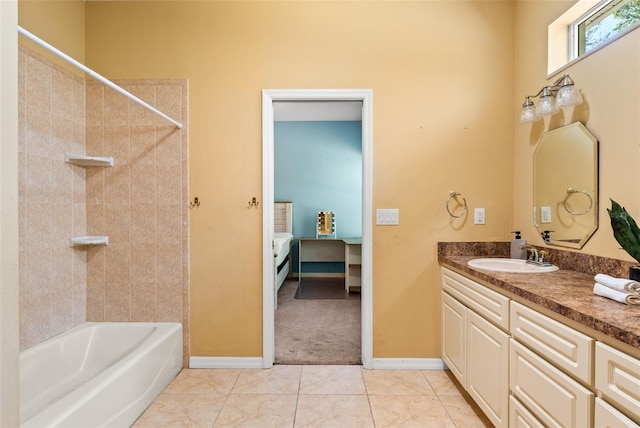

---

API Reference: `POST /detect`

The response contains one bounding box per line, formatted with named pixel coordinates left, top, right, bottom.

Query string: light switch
left=474, top=208, right=485, bottom=225
left=377, top=209, right=399, bottom=225
left=541, top=206, right=552, bottom=223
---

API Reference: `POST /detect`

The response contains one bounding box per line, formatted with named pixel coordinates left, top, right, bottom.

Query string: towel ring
left=446, top=191, right=467, bottom=218
left=562, top=188, right=593, bottom=215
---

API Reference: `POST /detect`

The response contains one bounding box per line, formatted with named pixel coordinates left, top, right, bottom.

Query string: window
left=572, top=0, right=640, bottom=57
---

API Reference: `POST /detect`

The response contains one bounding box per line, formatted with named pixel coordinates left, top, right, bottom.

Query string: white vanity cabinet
left=441, top=268, right=510, bottom=427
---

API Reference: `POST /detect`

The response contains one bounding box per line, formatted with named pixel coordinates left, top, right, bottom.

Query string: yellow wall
left=22, top=1, right=516, bottom=358
left=18, top=0, right=85, bottom=74
left=514, top=1, right=640, bottom=262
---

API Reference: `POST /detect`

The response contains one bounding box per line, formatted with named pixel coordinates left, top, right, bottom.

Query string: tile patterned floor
left=134, top=365, right=493, bottom=427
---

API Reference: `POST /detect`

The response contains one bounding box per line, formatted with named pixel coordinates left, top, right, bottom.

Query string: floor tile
left=213, top=393, right=297, bottom=428
left=295, top=394, right=374, bottom=428
left=164, top=368, right=241, bottom=394
left=369, top=395, right=456, bottom=427
left=439, top=394, right=494, bottom=427
left=423, top=370, right=465, bottom=396
left=363, top=369, right=435, bottom=395
left=299, top=365, right=366, bottom=395
left=232, top=365, right=302, bottom=395
left=133, top=392, right=226, bottom=428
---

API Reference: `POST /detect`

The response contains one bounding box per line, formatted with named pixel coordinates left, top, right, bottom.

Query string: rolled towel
left=594, top=274, right=640, bottom=294
left=594, top=283, right=640, bottom=305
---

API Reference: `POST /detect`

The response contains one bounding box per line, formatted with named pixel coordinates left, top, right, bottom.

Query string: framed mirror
left=533, top=122, right=598, bottom=249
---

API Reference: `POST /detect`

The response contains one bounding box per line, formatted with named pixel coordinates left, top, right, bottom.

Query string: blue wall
left=275, top=121, right=362, bottom=274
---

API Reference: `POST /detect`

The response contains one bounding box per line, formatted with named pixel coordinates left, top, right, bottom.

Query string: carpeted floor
left=275, top=279, right=361, bottom=365
left=294, top=277, right=361, bottom=300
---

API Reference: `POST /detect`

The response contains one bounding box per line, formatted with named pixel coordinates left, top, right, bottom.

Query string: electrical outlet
left=474, top=208, right=485, bottom=225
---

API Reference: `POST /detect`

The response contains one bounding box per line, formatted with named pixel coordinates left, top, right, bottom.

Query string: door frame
left=262, top=89, right=373, bottom=369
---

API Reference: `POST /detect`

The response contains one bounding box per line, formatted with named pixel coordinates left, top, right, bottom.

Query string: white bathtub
left=20, top=322, right=183, bottom=428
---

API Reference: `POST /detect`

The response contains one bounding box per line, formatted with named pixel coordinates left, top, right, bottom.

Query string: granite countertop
left=438, top=244, right=640, bottom=351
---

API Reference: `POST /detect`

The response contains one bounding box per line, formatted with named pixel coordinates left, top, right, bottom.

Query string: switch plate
left=376, top=209, right=399, bottom=225
left=474, top=208, right=485, bottom=225
left=541, top=206, right=552, bottom=224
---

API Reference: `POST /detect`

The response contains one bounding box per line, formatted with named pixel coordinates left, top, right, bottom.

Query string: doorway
left=261, top=89, right=373, bottom=369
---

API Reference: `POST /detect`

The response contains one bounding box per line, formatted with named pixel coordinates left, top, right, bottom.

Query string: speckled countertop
left=438, top=242, right=640, bottom=350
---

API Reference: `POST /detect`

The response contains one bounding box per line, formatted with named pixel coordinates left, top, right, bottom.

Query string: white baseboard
left=189, top=356, right=264, bottom=369
left=370, top=358, right=447, bottom=370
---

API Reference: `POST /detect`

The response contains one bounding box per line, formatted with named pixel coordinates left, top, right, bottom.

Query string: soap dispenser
left=510, top=231, right=527, bottom=259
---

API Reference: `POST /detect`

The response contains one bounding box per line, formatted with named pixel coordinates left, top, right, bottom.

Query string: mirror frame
left=533, top=122, right=599, bottom=249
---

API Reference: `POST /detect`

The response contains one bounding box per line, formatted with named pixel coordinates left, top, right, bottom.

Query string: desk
left=297, top=238, right=362, bottom=293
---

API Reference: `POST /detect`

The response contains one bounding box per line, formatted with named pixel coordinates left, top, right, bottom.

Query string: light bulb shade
left=535, top=93, right=559, bottom=117
left=520, top=104, right=537, bottom=123
left=555, top=85, right=583, bottom=108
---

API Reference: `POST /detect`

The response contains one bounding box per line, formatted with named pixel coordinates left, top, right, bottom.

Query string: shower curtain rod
left=18, top=26, right=183, bottom=129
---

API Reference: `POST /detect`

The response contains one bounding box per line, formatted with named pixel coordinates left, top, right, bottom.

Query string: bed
left=274, top=201, right=293, bottom=308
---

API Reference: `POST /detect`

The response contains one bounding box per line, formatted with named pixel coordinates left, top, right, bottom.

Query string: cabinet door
left=510, top=395, right=545, bottom=428
left=510, top=339, right=593, bottom=427
left=467, top=309, right=510, bottom=428
left=441, top=292, right=466, bottom=387
left=595, top=398, right=640, bottom=428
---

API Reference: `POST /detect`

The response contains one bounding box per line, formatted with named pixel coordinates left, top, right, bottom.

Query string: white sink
left=467, top=258, right=558, bottom=273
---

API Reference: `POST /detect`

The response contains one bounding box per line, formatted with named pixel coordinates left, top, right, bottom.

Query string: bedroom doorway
left=261, top=89, right=373, bottom=369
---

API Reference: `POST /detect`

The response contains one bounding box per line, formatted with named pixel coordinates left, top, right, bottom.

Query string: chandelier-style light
left=520, top=74, right=583, bottom=123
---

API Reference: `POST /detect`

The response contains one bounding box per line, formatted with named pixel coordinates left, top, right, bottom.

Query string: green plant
left=608, top=199, right=640, bottom=263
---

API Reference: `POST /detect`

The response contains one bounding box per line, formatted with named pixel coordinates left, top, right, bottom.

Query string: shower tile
left=86, top=125, right=105, bottom=155
left=131, top=204, right=157, bottom=244
left=131, top=282, right=157, bottom=322
left=52, top=67, right=74, bottom=121
left=26, top=202, right=52, bottom=249
left=52, top=203, right=73, bottom=247
left=130, top=164, right=156, bottom=203
left=73, top=78, right=85, bottom=125
left=86, top=203, right=105, bottom=235
left=105, top=125, right=131, bottom=165
left=25, top=54, right=51, bottom=111
left=104, top=243, right=131, bottom=283
left=104, top=165, right=131, bottom=204
left=131, top=244, right=157, bottom=284
left=130, top=126, right=157, bottom=165
left=86, top=280, right=105, bottom=321
left=157, top=243, right=182, bottom=283
left=18, top=98, right=26, bottom=151
left=18, top=152, right=26, bottom=204
left=72, top=280, right=87, bottom=324
left=85, top=84, right=104, bottom=126
left=155, top=126, right=182, bottom=166
left=26, top=154, right=52, bottom=203
left=104, top=203, right=131, bottom=244
left=86, top=246, right=106, bottom=284
left=51, top=162, right=73, bottom=204
left=104, top=87, right=130, bottom=126
left=72, top=249, right=87, bottom=288
left=156, top=85, right=183, bottom=126
left=104, top=281, right=131, bottom=321
left=86, top=169, right=105, bottom=206
left=72, top=167, right=86, bottom=205
left=25, top=104, right=51, bottom=157
left=72, top=122, right=85, bottom=154
left=156, top=165, right=182, bottom=205
left=51, top=117, right=74, bottom=160
left=51, top=282, right=73, bottom=334
left=18, top=48, right=25, bottom=103
left=157, top=205, right=181, bottom=245
left=129, top=84, right=157, bottom=126
left=157, top=282, right=182, bottom=322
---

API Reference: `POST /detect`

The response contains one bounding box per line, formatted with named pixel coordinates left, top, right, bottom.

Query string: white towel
left=594, top=274, right=640, bottom=294
left=593, top=283, right=640, bottom=305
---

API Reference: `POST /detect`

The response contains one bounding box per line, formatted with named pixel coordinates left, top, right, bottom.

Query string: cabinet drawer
left=441, top=268, right=510, bottom=330
left=509, top=395, right=545, bottom=428
left=595, top=342, right=640, bottom=424
left=510, top=301, right=593, bottom=385
left=595, top=398, right=640, bottom=428
left=510, top=339, right=593, bottom=427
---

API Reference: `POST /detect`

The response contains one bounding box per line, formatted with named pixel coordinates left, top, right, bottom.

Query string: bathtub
left=20, top=322, right=183, bottom=428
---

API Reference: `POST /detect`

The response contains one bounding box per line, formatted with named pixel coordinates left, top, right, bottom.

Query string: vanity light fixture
left=519, top=74, right=583, bottom=123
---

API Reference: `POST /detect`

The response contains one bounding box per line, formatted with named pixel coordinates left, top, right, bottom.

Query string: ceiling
left=273, top=101, right=362, bottom=121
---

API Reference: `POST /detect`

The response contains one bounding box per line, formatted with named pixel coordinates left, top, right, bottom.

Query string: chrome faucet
left=520, top=244, right=551, bottom=266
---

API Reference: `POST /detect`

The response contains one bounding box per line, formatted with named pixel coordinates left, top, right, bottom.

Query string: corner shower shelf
left=64, top=152, right=114, bottom=167
left=69, top=236, right=109, bottom=247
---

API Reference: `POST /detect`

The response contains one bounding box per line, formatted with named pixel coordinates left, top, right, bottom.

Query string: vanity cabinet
left=441, top=268, right=509, bottom=427
left=441, top=265, right=640, bottom=428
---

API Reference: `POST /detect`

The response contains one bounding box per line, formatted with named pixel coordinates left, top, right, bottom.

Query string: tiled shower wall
left=18, top=46, right=189, bottom=362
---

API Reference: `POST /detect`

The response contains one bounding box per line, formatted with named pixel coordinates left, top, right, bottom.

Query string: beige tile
left=232, top=365, right=302, bottom=395
left=299, top=365, right=366, bottom=395
left=157, top=204, right=182, bottom=245
left=166, top=369, right=241, bottom=394
left=131, top=244, right=157, bottom=284
left=130, top=164, right=156, bottom=203
left=129, top=85, right=157, bottom=126
left=424, top=370, right=465, bottom=396
left=52, top=67, right=74, bottom=121
left=157, top=282, right=183, bottom=322
left=155, top=127, right=182, bottom=166
left=156, top=85, right=183, bottom=126
left=104, top=243, right=131, bottom=283
left=369, top=395, right=455, bottom=428
left=104, top=86, right=129, bottom=126
left=25, top=103, right=51, bottom=157
left=156, top=164, right=183, bottom=205
left=105, top=125, right=131, bottom=164
left=104, top=281, right=131, bottom=321
left=439, top=395, right=493, bottom=428
left=157, top=243, right=183, bottom=283
left=133, top=392, right=226, bottom=428
left=295, top=394, right=374, bottom=428
left=104, top=165, right=130, bottom=204
left=85, top=83, right=104, bottom=126
left=213, top=393, right=297, bottom=428
left=104, top=203, right=130, bottom=244
left=131, top=282, right=157, bottom=322
left=363, top=369, right=434, bottom=396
